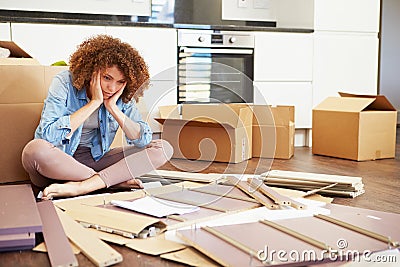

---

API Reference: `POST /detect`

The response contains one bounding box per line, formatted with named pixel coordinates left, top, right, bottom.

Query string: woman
left=22, top=34, right=173, bottom=199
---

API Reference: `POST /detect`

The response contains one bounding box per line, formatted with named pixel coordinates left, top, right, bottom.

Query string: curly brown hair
left=69, top=34, right=149, bottom=103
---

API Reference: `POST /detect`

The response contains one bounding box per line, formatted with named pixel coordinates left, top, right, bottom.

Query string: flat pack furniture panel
left=275, top=217, right=390, bottom=253
left=154, top=189, right=261, bottom=212
left=54, top=181, right=203, bottom=211
left=0, top=184, right=42, bottom=235
left=262, top=170, right=365, bottom=198
left=178, top=214, right=396, bottom=267
left=226, top=176, right=279, bottom=210
left=64, top=204, right=166, bottom=237
left=37, top=200, right=78, bottom=267
left=177, top=221, right=328, bottom=266
left=142, top=170, right=224, bottom=183
left=124, top=234, right=186, bottom=256
left=324, top=204, right=400, bottom=244
left=101, top=201, right=223, bottom=231
left=55, top=207, right=122, bottom=267
left=0, top=233, right=35, bottom=252
left=187, top=183, right=259, bottom=203
left=160, top=247, right=220, bottom=267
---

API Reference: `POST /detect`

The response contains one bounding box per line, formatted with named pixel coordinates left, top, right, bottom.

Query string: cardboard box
left=252, top=105, right=295, bottom=159
left=312, top=92, right=397, bottom=161
left=0, top=42, right=68, bottom=183
left=156, top=104, right=253, bottom=163
left=0, top=41, right=40, bottom=65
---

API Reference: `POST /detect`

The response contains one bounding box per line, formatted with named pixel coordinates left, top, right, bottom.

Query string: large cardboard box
left=156, top=104, right=253, bottom=163
left=252, top=105, right=295, bottom=159
left=312, top=92, right=397, bottom=161
left=0, top=42, right=68, bottom=183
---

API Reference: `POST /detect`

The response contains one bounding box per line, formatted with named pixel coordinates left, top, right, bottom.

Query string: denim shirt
left=35, top=70, right=152, bottom=161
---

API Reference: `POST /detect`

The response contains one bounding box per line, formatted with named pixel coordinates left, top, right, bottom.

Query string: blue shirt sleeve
left=35, top=73, right=74, bottom=146
left=122, top=101, right=153, bottom=148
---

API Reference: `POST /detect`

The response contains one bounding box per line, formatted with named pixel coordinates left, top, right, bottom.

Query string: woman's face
left=100, top=66, right=126, bottom=100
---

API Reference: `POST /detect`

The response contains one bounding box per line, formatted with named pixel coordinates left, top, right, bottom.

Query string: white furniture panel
left=313, top=32, right=379, bottom=106
left=314, top=0, right=380, bottom=32
left=0, top=22, right=11, bottom=41
left=254, top=81, right=312, bottom=128
left=106, top=26, right=177, bottom=80
left=11, top=23, right=106, bottom=65
left=254, top=31, right=313, bottom=81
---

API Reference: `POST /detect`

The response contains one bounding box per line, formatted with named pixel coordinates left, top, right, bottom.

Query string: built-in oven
left=177, top=29, right=254, bottom=103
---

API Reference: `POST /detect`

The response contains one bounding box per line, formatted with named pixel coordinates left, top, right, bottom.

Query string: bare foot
left=42, top=181, right=84, bottom=200
left=112, top=178, right=143, bottom=190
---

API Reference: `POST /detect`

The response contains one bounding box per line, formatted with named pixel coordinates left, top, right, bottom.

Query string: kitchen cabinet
left=254, top=31, right=313, bottom=81
left=312, top=0, right=380, bottom=106
left=313, top=0, right=380, bottom=32
left=276, top=0, right=380, bottom=104
left=11, top=23, right=106, bottom=65
left=254, top=81, right=312, bottom=129
left=0, top=22, right=11, bottom=41
left=276, top=0, right=380, bottom=32
left=254, top=31, right=313, bottom=134
left=313, top=32, right=379, bottom=106
left=273, top=0, right=380, bottom=147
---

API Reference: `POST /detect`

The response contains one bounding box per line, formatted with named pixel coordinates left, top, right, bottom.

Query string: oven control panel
left=178, top=29, right=254, bottom=48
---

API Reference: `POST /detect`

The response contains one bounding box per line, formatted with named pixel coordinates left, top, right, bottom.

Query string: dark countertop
left=0, top=10, right=313, bottom=33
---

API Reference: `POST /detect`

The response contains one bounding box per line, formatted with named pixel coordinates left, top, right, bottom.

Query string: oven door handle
left=180, top=47, right=253, bottom=55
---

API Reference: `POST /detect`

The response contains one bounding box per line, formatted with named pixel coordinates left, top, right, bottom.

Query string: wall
left=0, top=0, right=151, bottom=16
left=274, top=0, right=314, bottom=29
left=222, top=0, right=276, bottom=22
left=379, top=0, right=400, bottom=123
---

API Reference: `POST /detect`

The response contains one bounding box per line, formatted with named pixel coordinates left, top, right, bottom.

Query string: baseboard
left=294, top=129, right=311, bottom=147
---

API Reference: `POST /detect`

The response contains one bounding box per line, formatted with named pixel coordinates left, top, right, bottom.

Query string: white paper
left=111, top=196, right=200, bottom=218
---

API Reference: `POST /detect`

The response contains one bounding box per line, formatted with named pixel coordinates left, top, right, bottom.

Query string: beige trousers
left=21, top=138, right=173, bottom=188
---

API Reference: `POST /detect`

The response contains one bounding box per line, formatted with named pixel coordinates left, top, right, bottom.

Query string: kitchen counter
left=0, top=10, right=313, bottom=33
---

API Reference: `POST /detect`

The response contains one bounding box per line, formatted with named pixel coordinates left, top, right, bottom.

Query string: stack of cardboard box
left=156, top=104, right=295, bottom=163
left=0, top=41, right=67, bottom=183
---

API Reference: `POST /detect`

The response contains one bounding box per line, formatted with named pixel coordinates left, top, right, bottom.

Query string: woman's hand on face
left=104, top=82, right=126, bottom=111
left=89, top=71, right=104, bottom=105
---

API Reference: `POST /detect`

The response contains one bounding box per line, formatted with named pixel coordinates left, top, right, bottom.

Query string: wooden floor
left=163, top=127, right=400, bottom=214
left=2, top=128, right=399, bottom=266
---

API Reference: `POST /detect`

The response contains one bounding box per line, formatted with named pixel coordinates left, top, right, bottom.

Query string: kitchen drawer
left=254, top=31, right=313, bottom=82
left=254, top=81, right=312, bottom=128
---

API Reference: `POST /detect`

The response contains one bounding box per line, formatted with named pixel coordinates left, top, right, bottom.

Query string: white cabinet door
left=105, top=26, right=177, bottom=81
left=11, top=23, right=106, bottom=65
left=254, top=31, right=313, bottom=82
left=0, top=22, right=11, bottom=41
left=313, top=32, right=379, bottom=106
left=314, top=0, right=380, bottom=32
left=254, top=81, right=312, bottom=128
